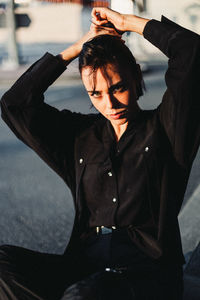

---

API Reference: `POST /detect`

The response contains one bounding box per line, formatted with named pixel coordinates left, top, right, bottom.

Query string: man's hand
left=59, top=21, right=123, bottom=66
left=91, top=7, right=126, bottom=32
left=80, top=21, right=122, bottom=46
left=91, top=7, right=150, bottom=35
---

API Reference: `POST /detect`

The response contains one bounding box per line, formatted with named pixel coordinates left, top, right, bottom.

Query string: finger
left=95, top=24, right=118, bottom=32
left=91, top=7, right=97, bottom=19
left=91, top=7, right=109, bottom=23
left=91, top=8, right=102, bottom=22
left=91, top=17, right=108, bottom=26
left=99, top=30, right=121, bottom=38
left=90, top=22, right=98, bottom=29
left=100, top=25, right=122, bottom=34
left=91, top=8, right=104, bottom=20
left=99, top=24, right=123, bottom=36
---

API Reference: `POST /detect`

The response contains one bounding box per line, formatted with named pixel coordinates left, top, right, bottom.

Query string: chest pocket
left=82, top=157, right=113, bottom=204
left=75, top=135, right=110, bottom=205
left=142, top=136, right=170, bottom=177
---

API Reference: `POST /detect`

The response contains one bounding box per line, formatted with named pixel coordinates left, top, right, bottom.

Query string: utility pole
left=5, top=0, right=19, bottom=68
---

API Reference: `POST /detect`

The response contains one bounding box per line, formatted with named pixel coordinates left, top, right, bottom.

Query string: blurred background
left=0, top=0, right=200, bottom=260
left=0, top=0, right=200, bottom=67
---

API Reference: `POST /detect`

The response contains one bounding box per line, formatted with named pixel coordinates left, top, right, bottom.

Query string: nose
left=105, top=93, right=114, bottom=109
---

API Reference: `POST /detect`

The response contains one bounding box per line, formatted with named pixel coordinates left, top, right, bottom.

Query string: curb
left=0, top=59, right=167, bottom=88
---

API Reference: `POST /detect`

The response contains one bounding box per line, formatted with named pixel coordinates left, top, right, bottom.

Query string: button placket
left=105, top=169, right=118, bottom=206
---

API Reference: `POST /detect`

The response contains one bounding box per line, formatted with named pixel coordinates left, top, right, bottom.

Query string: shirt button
left=108, top=172, right=113, bottom=177
left=79, top=158, right=83, bottom=164
left=112, top=198, right=117, bottom=203
left=145, top=147, right=149, bottom=152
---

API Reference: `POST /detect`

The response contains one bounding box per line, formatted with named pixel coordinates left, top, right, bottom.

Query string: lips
left=108, top=110, right=127, bottom=120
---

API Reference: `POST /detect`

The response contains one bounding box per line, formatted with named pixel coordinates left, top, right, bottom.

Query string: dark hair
left=79, top=34, right=145, bottom=99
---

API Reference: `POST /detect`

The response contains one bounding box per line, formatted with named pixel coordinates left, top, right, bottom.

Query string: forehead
left=81, top=64, right=125, bottom=91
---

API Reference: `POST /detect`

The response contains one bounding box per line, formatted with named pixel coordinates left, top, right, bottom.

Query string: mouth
left=107, top=110, right=127, bottom=120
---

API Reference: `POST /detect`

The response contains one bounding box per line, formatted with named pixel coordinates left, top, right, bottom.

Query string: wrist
left=59, top=43, right=81, bottom=65
left=124, top=14, right=150, bottom=35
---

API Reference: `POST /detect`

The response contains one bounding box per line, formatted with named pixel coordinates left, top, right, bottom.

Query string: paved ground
left=0, top=61, right=199, bottom=256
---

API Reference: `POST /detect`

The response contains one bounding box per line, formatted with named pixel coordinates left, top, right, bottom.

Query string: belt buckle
left=101, top=226, right=112, bottom=234
left=96, top=226, right=116, bottom=235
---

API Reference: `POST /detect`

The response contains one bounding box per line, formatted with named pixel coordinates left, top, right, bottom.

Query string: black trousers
left=0, top=230, right=183, bottom=300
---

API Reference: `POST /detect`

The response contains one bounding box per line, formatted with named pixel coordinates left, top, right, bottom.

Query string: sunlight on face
left=81, top=64, right=137, bottom=128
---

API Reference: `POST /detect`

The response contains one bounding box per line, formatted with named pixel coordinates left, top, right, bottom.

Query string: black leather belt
left=95, top=226, right=117, bottom=234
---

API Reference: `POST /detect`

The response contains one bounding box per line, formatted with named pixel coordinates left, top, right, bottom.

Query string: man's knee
left=0, top=245, right=18, bottom=276
left=0, top=244, right=16, bottom=258
left=61, top=271, right=136, bottom=300
left=0, top=246, right=20, bottom=299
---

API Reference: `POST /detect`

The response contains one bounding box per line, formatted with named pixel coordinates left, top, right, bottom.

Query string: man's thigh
left=61, top=266, right=183, bottom=300
left=61, top=271, right=136, bottom=300
left=0, top=244, right=75, bottom=300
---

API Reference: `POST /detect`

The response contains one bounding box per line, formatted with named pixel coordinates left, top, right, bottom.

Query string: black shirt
left=1, top=16, right=200, bottom=265
left=82, top=111, right=153, bottom=228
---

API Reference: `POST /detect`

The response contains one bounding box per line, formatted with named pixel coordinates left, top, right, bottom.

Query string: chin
left=111, top=118, right=128, bottom=125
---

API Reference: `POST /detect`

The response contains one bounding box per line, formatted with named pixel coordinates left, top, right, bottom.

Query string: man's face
left=81, top=63, right=137, bottom=127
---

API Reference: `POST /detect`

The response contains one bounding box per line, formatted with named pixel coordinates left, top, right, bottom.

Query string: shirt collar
left=102, top=109, right=145, bottom=157
left=106, top=109, right=144, bottom=141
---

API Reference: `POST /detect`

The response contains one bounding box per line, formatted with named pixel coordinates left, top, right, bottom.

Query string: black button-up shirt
left=82, top=112, right=153, bottom=228
left=1, top=16, right=200, bottom=265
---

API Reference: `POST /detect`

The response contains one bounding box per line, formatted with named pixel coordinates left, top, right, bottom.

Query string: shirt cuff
left=55, top=54, right=68, bottom=67
left=142, top=16, right=183, bottom=57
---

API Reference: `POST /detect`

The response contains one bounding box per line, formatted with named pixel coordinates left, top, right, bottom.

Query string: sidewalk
left=0, top=55, right=82, bottom=88
left=0, top=41, right=82, bottom=87
left=0, top=50, right=167, bottom=88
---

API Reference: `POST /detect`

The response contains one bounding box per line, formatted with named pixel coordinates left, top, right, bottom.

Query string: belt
left=95, top=226, right=117, bottom=234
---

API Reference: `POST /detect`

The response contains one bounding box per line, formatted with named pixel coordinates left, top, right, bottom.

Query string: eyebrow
left=87, top=80, right=125, bottom=94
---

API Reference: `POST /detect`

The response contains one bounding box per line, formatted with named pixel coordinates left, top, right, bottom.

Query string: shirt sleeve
left=143, top=16, right=200, bottom=168
left=0, top=52, right=96, bottom=188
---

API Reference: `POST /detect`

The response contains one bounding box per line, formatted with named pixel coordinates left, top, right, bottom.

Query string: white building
left=0, top=0, right=199, bottom=63
left=111, top=0, right=200, bottom=61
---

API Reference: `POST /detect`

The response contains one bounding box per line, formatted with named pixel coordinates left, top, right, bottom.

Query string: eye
left=113, top=84, right=128, bottom=93
left=90, top=91, right=101, bottom=98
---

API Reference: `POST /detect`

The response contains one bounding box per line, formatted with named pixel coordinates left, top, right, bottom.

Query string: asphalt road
left=0, top=65, right=199, bottom=255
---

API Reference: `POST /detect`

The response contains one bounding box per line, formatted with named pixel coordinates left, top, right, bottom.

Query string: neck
left=112, top=122, right=128, bottom=142
left=111, top=103, right=141, bottom=142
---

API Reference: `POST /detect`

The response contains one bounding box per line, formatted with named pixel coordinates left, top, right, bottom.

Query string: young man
left=0, top=7, right=199, bottom=300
